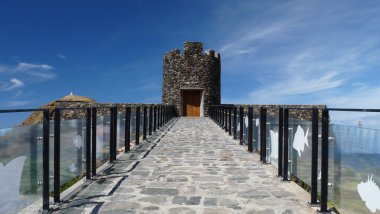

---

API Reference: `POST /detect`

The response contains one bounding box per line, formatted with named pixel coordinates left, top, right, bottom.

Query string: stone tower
left=162, top=42, right=221, bottom=117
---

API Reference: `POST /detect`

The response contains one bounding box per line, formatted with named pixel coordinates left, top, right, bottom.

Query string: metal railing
left=0, top=104, right=177, bottom=212
left=209, top=105, right=380, bottom=213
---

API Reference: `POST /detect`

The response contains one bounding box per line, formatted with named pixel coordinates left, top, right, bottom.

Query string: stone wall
left=162, top=42, right=221, bottom=117
left=220, top=104, right=327, bottom=121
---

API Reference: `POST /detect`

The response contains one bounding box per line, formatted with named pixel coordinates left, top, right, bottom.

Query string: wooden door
left=183, top=90, right=201, bottom=117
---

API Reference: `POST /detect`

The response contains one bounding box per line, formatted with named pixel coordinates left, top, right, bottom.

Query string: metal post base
left=317, top=209, right=332, bottom=214
left=308, top=201, right=320, bottom=207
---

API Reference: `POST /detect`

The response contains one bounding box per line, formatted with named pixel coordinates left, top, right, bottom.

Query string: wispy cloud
left=58, top=54, right=66, bottom=60
left=4, top=78, right=24, bottom=91
left=13, top=62, right=56, bottom=81
left=0, top=78, right=25, bottom=92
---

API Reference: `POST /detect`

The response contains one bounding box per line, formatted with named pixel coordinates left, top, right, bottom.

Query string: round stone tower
left=162, top=42, right=221, bottom=117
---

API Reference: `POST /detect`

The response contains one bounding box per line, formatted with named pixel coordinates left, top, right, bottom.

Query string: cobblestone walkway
left=51, top=118, right=315, bottom=214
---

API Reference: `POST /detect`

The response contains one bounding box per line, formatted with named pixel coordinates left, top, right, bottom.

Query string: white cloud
left=0, top=78, right=25, bottom=92
left=13, top=62, right=56, bottom=81
left=58, top=54, right=66, bottom=59
left=5, top=78, right=24, bottom=91
left=14, top=62, right=53, bottom=71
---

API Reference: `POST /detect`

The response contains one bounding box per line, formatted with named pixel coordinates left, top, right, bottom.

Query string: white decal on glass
left=292, top=125, right=309, bottom=157
left=357, top=175, right=380, bottom=213
left=68, top=163, right=77, bottom=173
left=256, top=118, right=260, bottom=127
left=244, top=116, right=248, bottom=127
left=73, top=135, right=83, bottom=149
left=0, top=156, right=27, bottom=212
left=269, top=130, right=278, bottom=159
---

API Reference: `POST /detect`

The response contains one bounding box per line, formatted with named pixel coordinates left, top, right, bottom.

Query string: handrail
left=208, top=104, right=380, bottom=213
left=0, top=104, right=177, bottom=212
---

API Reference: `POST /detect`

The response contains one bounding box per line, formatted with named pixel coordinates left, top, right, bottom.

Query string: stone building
left=162, top=42, right=221, bottom=117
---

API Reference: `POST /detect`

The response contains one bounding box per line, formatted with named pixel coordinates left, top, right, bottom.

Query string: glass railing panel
left=0, top=123, right=43, bottom=213
left=140, top=109, right=144, bottom=139
left=329, top=111, right=380, bottom=213
left=96, top=115, right=110, bottom=167
left=117, top=113, right=125, bottom=154
left=253, top=113, right=260, bottom=152
left=242, top=109, right=248, bottom=145
left=59, top=118, right=87, bottom=188
left=288, top=112, right=313, bottom=187
left=267, top=114, right=279, bottom=167
left=131, top=110, right=136, bottom=146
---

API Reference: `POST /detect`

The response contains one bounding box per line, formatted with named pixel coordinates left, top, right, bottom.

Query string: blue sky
left=1, top=0, right=380, bottom=126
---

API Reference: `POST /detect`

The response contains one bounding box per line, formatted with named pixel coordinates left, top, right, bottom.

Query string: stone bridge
left=46, top=118, right=316, bottom=214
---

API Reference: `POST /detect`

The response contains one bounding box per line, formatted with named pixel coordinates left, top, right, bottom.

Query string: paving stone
left=219, top=198, right=241, bottom=210
left=99, top=201, right=140, bottom=211
left=143, top=206, right=159, bottom=210
left=140, top=188, right=179, bottom=195
left=192, top=176, right=224, bottom=182
left=204, top=198, right=217, bottom=206
left=203, top=208, right=229, bottom=214
left=238, top=190, right=271, bottom=199
left=246, top=209, right=276, bottom=214
left=186, top=196, right=201, bottom=205
left=173, top=196, right=187, bottom=204
left=272, top=190, right=296, bottom=198
left=168, top=207, right=196, bottom=214
left=281, top=209, right=295, bottom=214
left=167, top=176, right=188, bottom=182
left=138, top=196, right=167, bottom=204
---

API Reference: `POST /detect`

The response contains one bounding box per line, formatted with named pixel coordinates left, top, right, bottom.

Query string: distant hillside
left=22, top=93, right=96, bottom=126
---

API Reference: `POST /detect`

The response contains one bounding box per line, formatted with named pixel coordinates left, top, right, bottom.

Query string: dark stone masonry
left=162, top=42, right=221, bottom=117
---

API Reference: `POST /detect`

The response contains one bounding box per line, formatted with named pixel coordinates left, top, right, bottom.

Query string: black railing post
left=136, top=106, right=141, bottom=145
left=42, top=109, right=49, bottom=210
left=109, top=107, right=116, bottom=162
left=278, top=107, right=284, bottom=177
left=109, top=108, right=113, bottom=162
left=54, top=108, right=61, bottom=203
left=143, top=106, right=147, bottom=140
left=320, top=109, right=330, bottom=213
left=30, top=126, right=37, bottom=194
left=91, top=107, right=97, bottom=176
left=310, top=108, right=319, bottom=205
left=282, top=108, right=290, bottom=181
left=248, top=107, right=253, bottom=152
left=153, top=105, right=157, bottom=132
left=233, top=106, right=237, bottom=139
left=260, top=107, right=267, bottom=163
left=157, top=105, right=161, bottom=128
left=224, top=107, right=228, bottom=132
left=221, top=106, right=223, bottom=126
left=220, top=106, right=223, bottom=126
left=149, top=106, right=153, bottom=135
left=125, top=107, right=131, bottom=152
left=109, top=107, right=114, bottom=162
left=160, top=105, right=163, bottom=127
left=114, top=108, right=118, bottom=157
left=165, top=105, right=167, bottom=124
left=239, top=107, right=244, bottom=145
left=86, top=108, right=91, bottom=180
left=228, top=107, right=232, bottom=135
